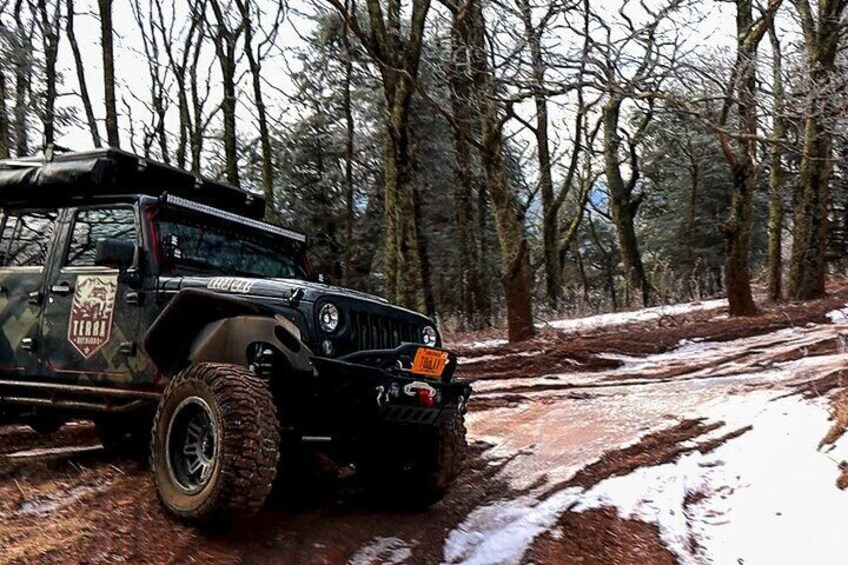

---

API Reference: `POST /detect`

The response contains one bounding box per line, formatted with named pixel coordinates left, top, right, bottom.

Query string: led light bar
left=164, top=194, right=307, bottom=243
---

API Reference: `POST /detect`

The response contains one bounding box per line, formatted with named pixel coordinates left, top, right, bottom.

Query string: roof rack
left=0, top=148, right=266, bottom=220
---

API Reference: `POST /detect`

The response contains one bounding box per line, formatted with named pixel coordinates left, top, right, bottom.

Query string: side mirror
left=95, top=238, right=138, bottom=270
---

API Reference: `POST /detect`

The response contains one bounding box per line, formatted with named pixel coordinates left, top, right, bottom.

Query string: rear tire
left=360, top=410, right=467, bottom=509
left=150, top=363, right=280, bottom=525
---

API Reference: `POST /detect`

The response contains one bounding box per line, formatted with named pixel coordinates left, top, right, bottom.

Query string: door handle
left=51, top=282, right=74, bottom=295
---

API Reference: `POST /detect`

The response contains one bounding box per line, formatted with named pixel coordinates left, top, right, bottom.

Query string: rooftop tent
left=0, top=148, right=266, bottom=220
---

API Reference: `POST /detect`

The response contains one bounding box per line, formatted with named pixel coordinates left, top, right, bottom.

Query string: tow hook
left=375, top=385, right=390, bottom=410
left=404, top=381, right=437, bottom=408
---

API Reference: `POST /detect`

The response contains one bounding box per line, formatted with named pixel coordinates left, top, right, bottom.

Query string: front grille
left=349, top=310, right=421, bottom=350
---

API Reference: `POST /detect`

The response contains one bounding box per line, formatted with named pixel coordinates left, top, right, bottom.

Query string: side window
left=0, top=210, right=59, bottom=267
left=66, top=207, right=137, bottom=267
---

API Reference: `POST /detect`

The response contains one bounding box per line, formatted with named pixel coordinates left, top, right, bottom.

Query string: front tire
left=150, top=363, right=280, bottom=525
left=360, top=409, right=467, bottom=508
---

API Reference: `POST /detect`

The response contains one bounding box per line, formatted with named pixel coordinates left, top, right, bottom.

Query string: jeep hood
left=165, top=275, right=425, bottom=314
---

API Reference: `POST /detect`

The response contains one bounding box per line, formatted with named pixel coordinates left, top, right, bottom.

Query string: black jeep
left=0, top=149, right=470, bottom=524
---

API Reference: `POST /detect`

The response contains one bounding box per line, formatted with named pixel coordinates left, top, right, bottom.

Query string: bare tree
left=33, top=0, right=60, bottom=147
left=98, top=0, right=119, bottom=147
left=0, top=67, right=9, bottom=158
left=206, top=0, right=246, bottom=187
left=454, top=0, right=535, bottom=341
left=66, top=0, right=100, bottom=148
left=235, top=0, right=284, bottom=212
left=326, top=0, right=431, bottom=311
left=12, top=0, right=33, bottom=156
left=586, top=1, right=686, bottom=307
left=767, top=20, right=786, bottom=301
left=787, top=0, right=848, bottom=300
left=131, top=0, right=170, bottom=161
left=340, top=0, right=356, bottom=284
left=152, top=0, right=204, bottom=169
left=718, top=0, right=781, bottom=316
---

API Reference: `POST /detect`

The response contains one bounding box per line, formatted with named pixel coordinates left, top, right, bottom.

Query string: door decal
left=68, top=275, right=118, bottom=358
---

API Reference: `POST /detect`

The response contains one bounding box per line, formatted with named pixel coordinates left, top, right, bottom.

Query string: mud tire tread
left=150, top=363, right=280, bottom=524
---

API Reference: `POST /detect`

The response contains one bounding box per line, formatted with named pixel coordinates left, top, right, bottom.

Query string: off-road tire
left=150, top=363, right=280, bottom=525
left=361, top=409, right=467, bottom=509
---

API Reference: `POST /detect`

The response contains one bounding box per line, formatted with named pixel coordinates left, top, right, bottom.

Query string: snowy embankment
left=441, top=306, right=848, bottom=565
left=543, top=298, right=727, bottom=333
left=457, top=298, right=727, bottom=351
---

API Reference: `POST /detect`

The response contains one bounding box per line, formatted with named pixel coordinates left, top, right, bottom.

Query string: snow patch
left=459, top=350, right=541, bottom=365
left=443, top=490, right=582, bottom=565
left=16, top=485, right=105, bottom=517
left=543, top=299, right=727, bottom=334
left=348, top=537, right=415, bottom=565
left=826, top=305, right=848, bottom=323
left=574, top=395, right=848, bottom=564
left=458, top=338, right=509, bottom=350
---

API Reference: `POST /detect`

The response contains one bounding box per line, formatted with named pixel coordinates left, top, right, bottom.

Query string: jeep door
left=39, top=205, right=151, bottom=384
left=0, top=208, right=59, bottom=375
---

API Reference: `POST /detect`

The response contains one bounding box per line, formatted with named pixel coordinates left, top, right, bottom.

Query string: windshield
left=155, top=211, right=310, bottom=280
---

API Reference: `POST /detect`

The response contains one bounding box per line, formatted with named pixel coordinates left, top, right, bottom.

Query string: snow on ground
left=459, top=339, right=509, bottom=350
left=574, top=394, right=848, bottom=565
left=446, top=322, right=848, bottom=565
left=472, top=324, right=848, bottom=395
left=458, top=350, right=543, bottom=365
left=347, top=537, right=415, bottom=565
left=453, top=299, right=727, bottom=350
left=542, top=299, right=727, bottom=333
left=827, top=304, right=848, bottom=323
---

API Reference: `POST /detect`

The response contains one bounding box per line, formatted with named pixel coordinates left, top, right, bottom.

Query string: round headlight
left=319, top=303, right=340, bottom=333
left=422, top=325, right=438, bottom=346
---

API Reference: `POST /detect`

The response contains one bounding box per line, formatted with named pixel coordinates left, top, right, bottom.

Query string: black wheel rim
left=166, top=397, right=218, bottom=494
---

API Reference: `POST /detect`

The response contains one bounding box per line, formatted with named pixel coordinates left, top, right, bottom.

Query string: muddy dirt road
left=4, top=291, right=848, bottom=564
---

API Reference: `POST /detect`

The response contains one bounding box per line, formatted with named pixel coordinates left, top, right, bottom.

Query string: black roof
left=0, top=148, right=266, bottom=219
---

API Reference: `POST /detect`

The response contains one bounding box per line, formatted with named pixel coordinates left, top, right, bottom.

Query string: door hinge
left=21, top=338, right=35, bottom=351
left=119, top=342, right=137, bottom=356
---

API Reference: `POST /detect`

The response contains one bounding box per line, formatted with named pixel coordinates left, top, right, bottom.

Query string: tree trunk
left=517, top=0, right=558, bottom=310
left=724, top=164, right=758, bottom=315
left=718, top=0, right=777, bottom=316
left=767, top=23, right=785, bottom=302
left=449, top=6, right=483, bottom=328
left=219, top=54, right=239, bottom=186
left=236, top=0, right=275, bottom=208
left=66, top=0, right=101, bottom=148
left=788, top=0, right=844, bottom=300
left=382, top=94, right=425, bottom=311
left=341, top=1, right=356, bottom=284
left=466, top=0, right=533, bottom=342
left=412, top=177, right=437, bottom=317
left=189, top=32, right=204, bottom=173
left=0, top=70, right=9, bottom=158
left=98, top=0, right=119, bottom=147
left=13, top=0, right=31, bottom=156
left=37, top=0, right=60, bottom=148
left=602, top=97, right=650, bottom=307
left=207, top=0, right=242, bottom=186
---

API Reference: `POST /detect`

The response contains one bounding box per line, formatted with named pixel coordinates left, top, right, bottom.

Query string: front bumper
left=309, top=343, right=471, bottom=428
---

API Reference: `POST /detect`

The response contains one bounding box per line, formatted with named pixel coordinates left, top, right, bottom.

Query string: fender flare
left=143, top=288, right=314, bottom=376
